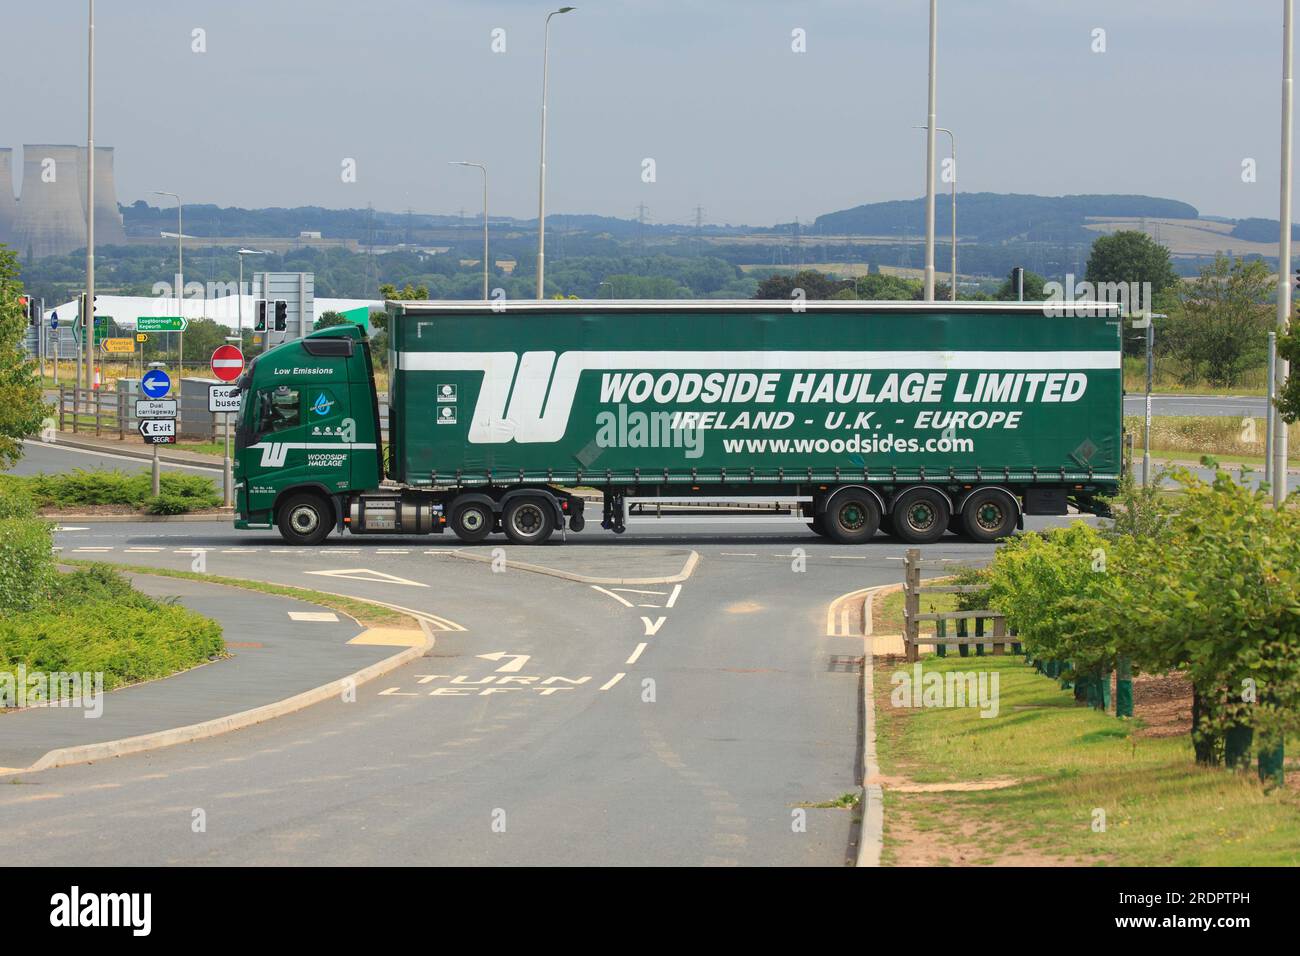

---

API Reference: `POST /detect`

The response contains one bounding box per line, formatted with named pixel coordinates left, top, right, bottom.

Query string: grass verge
left=1126, top=415, right=1300, bottom=467
left=873, top=655, right=1300, bottom=866
left=875, top=588, right=959, bottom=635
left=1, top=565, right=225, bottom=696
left=61, top=559, right=418, bottom=631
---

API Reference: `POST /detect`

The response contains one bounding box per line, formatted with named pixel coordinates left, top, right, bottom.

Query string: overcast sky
left=2, top=0, right=1296, bottom=226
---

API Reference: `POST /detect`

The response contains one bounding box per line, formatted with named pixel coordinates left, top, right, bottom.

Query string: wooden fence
left=902, top=548, right=1019, bottom=662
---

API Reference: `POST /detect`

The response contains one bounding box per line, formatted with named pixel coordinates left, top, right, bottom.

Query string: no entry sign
left=210, top=344, right=245, bottom=382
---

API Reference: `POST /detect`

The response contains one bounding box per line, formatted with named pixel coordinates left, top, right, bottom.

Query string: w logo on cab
left=256, top=443, right=290, bottom=467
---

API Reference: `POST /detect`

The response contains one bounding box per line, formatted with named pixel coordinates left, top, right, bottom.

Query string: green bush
left=0, top=597, right=224, bottom=691
left=0, top=517, right=54, bottom=613
left=146, top=493, right=199, bottom=515
left=0, top=476, right=36, bottom=518
left=3, top=468, right=219, bottom=512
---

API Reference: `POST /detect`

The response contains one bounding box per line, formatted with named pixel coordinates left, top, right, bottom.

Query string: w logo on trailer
left=256, top=443, right=290, bottom=468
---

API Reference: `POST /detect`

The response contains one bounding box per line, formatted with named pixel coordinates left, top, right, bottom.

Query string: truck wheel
left=824, top=489, right=881, bottom=544
left=450, top=499, right=493, bottom=543
left=892, top=488, right=950, bottom=545
left=807, top=514, right=828, bottom=537
left=503, top=496, right=555, bottom=545
left=960, top=489, right=1018, bottom=543
left=277, top=493, right=333, bottom=546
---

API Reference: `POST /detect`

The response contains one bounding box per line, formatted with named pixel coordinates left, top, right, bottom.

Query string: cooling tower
left=0, top=149, right=15, bottom=247
left=14, top=145, right=86, bottom=259
left=78, top=146, right=127, bottom=245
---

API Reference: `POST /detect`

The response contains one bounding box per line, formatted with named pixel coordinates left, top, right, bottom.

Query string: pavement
left=1121, top=392, right=1268, bottom=418
left=0, top=572, right=400, bottom=773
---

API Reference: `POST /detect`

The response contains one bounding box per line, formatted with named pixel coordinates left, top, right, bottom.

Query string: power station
left=2, top=144, right=126, bottom=259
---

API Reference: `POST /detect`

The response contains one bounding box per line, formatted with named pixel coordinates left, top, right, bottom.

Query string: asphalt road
left=1121, top=393, right=1267, bottom=418
left=0, top=517, right=1039, bottom=866
left=11, top=439, right=221, bottom=483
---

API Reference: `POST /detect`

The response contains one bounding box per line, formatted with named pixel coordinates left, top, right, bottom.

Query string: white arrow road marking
left=641, top=616, right=666, bottom=636
left=305, top=568, right=429, bottom=588
left=591, top=585, right=634, bottom=607
left=288, top=611, right=339, bottom=622
left=626, top=642, right=648, bottom=665
left=476, top=652, right=531, bottom=673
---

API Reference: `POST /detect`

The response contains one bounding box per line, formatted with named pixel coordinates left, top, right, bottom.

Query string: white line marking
left=610, top=587, right=667, bottom=596
left=641, top=616, right=667, bottom=636
left=288, top=611, right=339, bottom=622
left=719, top=552, right=757, bottom=556
left=591, top=585, right=634, bottom=607
left=625, top=643, right=647, bottom=665
left=125, top=547, right=164, bottom=553
left=599, top=673, right=626, bottom=691
left=376, top=549, right=410, bottom=554
left=665, top=584, right=682, bottom=608
left=424, top=549, right=457, bottom=554
left=221, top=548, right=259, bottom=553
left=71, top=547, right=113, bottom=552
left=305, top=568, right=428, bottom=588
left=830, top=555, right=867, bottom=560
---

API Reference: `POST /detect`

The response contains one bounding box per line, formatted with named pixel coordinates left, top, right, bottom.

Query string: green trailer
left=232, top=299, right=1123, bottom=546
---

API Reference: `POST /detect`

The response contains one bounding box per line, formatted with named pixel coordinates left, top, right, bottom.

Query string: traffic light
left=19, top=295, right=33, bottom=326
left=274, top=299, right=288, bottom=332
left=254, top=299, right=267, bottom=332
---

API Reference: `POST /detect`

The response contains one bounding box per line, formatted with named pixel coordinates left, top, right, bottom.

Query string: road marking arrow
left=641, top=616, right=667, bottom=636
left=476, top=652, right=531, bottom=673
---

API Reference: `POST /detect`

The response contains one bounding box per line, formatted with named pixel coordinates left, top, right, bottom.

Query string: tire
left=960, top=488, right=1019, bottom=544
left=277, top=492, right=333, bottom=546
left=503, top=496, right=555, bottom=545
left=823, top=488, right=882, bottom=544
left=892, top=488, right=950, bottom=545
left=450, top=498, right=494, bottom=543
left=807, top=513, right=828, bottom=537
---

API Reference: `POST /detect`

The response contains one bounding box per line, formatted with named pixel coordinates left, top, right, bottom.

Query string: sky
left=2, top=0, right=1297, bottom=227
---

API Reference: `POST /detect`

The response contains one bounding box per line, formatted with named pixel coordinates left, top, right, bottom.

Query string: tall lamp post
left=451, top=162, right=490, bottom=300
left=922, top=0, right=939, bottom=301
left=237, top=248, right=269, bottom=341
left=915, top=125, right=956, bottom=300
left=536, top=6, right=576, bottom=299
left=155, top=190, right=183, bottom=372
left=85, top=0, right=96, bottom=391
left=1275, top=0, right=1293, bottom=510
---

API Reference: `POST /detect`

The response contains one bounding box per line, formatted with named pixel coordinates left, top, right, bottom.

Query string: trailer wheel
left=277, top=492, right=333, bottom=546
left=450, top=499, right=493, bottom=543
left=824, top=489, right=881, bottom=544
left=503, top=496, right=555, bottom=545
left=960, top=488, right=1018, bottom=543
left=892, top=488, right=950, bottom=545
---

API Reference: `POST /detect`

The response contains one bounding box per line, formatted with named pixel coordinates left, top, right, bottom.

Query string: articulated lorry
left=232, top=299, right=1124, bottom=546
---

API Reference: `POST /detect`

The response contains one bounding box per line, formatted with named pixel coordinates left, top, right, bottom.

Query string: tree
left=379, top=282, right=429, bottom=301
left=1084, top=230, right=1180, bottom=301
left=994, top=268, right=1047, bottom=301
left=313, top=310, right=348, bottom=331
left=753, top=269, right=852, bottom=300
left=0, top=245, right=48, bottom=466
left=855, top=273, right=922, bottom=300
left=1166, top=255, right=1272, bottom=387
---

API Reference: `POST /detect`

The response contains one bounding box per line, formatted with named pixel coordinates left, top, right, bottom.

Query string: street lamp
left=154, top=190, right=184, bottom=371
left=237, top=248, right=270, bottom=340
left=1274, top=0, right=1293, bottom=509
left=922, top=0, right=938, bottom=301
left=536, top=6, right=576, bottom=299
left=451, top=162, right=490, bottom=300
left=915, top=125, right=956, bottom=300
left=85, top=0, right=96, bottom=391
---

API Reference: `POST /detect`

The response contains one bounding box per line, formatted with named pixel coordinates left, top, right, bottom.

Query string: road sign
left=138, top=418, right=176, bottom=443
left=210, top=344, right=245, bottom=382
left=101, top=337, right=135, bottom=354
left=136, top=316, right=188, bottom=333
left=136, top=398, right=177, bottom=419
left=73, top=315, right=110, bottom=345
left=140, top=368, right=171, bottom=399
left=136, top=332, right=148, bottom=343
left=49, top=312, right=58, bottom=330
left=208, top=383, right=242, bottom=414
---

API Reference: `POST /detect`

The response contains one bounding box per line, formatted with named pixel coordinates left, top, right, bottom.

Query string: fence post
left=936, top=615, right=946, bottom=658
left=1115, top=657, right=1133, bottom=718
left=94, top=387, right=102, bottom=438
left=904, top=549, right=920, bottom=663
left=991, top=615, right=1006, bottom=656
left=58, top=386, right=66, bottom=433
left=957, top=616, right=969, bottom=657
left=118, top=388, right=126, bottom=440
left=974, top=615, right=985, bottom=656
left=72, top=385, right=80, bottom=434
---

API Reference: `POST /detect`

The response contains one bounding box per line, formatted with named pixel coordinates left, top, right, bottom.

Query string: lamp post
left=1274, top=0, right=1294, bottom=510
left=451, top=162, right=490, bottom=300
left=155, top=190, right=183, bottom=372
left=536, top=6, right=576, bottom=300
left=922, top=0, right=938, bottom=301
left=85, top=0, right=96, bottom=391
left=915, top=125, right=956, bottom=300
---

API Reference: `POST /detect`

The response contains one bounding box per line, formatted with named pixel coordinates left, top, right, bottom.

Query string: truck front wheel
left=503, top=496, right=555, bottom=545
left=892, top=488, right=950, bottom=545
left=824, top=489, right=881, bottom=544
left=277, top=493, right=333, bottom=546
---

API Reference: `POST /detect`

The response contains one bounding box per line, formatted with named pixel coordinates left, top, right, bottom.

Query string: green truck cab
left=234, top=300, right=1123, bottom=547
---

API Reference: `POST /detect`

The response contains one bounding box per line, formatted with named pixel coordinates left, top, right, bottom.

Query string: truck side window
left=257, top=385, right=301, bottom=434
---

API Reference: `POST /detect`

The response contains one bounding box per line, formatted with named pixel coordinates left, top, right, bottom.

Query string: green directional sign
left=73, top=315, right=112, bottom=345
left=136, top=316, right=188, bottom=332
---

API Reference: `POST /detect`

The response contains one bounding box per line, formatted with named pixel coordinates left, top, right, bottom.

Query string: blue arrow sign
left=141, top=369, right=171, bottom=399
left=49, top=312, right=58, bottom=330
